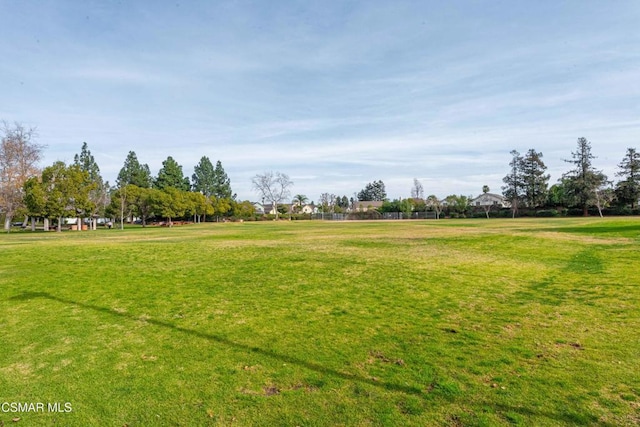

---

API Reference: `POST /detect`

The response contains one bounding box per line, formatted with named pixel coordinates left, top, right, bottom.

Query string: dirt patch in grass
left=523, top=231, right=634, bottom=245
left=0, top=362, right=34, bottom=378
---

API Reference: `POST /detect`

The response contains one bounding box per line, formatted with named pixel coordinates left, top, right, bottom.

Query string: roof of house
left=355, top=200, right=385, bottom=207
left=473, top=193, right=506, bottom=200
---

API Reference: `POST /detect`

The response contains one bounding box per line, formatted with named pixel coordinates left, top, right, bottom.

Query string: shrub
left=535, top=209, right=560, bottom=217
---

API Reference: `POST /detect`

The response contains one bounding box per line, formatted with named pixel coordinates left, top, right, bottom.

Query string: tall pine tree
left=615, top=147, right=640, bottom=209
left=502, top=150, right=524, bottom=217
left=192, top=156, right=215, bottom=197
left=357, top=180, right=386, bottom=201
left=520, top=149, right=549, bottom=209
left=74, top=142, right=109, bottom=227
left=212, top=160, right=234, bottom=199
left=154, top=156, right=190, bottom=191
left=563, top=137, right=607, bottom=216
left=117, top=151, right=152, bottom=188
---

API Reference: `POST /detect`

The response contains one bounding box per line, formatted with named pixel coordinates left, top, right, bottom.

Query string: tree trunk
left=77, top=217, right=82, bottom=231
left=43, top=218, right=49, bottom=231
left=583, top=205, right=589, bottom=217
left=31, top=217, right=36, bottom=231
left=594, top=194, right=604, bottom=218
left=120, top=196, right=125, bottom=230
left=4, top=216, right=11, bottom=232
left=57, top=217, right=62, bottom=232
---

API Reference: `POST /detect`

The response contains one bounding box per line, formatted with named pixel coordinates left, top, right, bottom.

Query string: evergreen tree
left=67, top=163, right=96, bottom=223
left=117, top=151, right=152, bottom=188
left=212, top=160, right=234, bottom=199
left=154, top=156, right=190, bottom=191
left=547, top=182, right=569, bottom=208
left=615, top=147, right=640, bottom=208
left=74, top=142, right=101, bottom=182
left=192, top=156, right=215, bottom=196
left=39, top=161, right=95, bottom=232
left=563, top=137, right=607, bottom=216
left=152, top=187, right=188, bottom=226
left=520, top=149, right=550, bottom=209
left=74, top=142, right=109, bottom=226
left=23, top=176, right=47, bottom=222
left=502, top=150, right=524, bottom=217
left=41, top=161, right=72, bottom=232
left=336, top=195, right=349, bottom=209
left=357, top=180, right=387, bottom=201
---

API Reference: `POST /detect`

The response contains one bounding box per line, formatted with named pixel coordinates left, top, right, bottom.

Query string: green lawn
left=1, top=218, right=639, bottom=426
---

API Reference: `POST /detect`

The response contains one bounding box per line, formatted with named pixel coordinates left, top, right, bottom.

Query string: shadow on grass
left=10, top=291, right=423, bottom=397
left=489, top=403, right=616, bottom=427
left=530, top=223, right=640, bottom=237
left=514, top=247, right=613, bottom=305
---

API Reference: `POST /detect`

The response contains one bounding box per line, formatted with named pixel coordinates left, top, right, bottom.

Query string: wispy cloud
left=63, top=65, right=184, bottom=86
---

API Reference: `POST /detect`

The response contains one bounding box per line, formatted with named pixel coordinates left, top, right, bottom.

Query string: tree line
left=109, top=151, right=239, bottom=228
left=315, top=138, right=639, bottom=219
left=500, top=138, right=639, bottom=217
left=0, top=122, right=251, bottom=231
left=2, top=120, right=639, bottom=231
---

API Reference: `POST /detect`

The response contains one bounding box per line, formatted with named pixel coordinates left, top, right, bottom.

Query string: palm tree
left=292, top=194, right=309, bottom=213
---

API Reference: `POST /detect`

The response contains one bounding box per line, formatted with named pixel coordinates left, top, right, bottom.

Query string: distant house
left=353, top=201, right=385, bottom=212
left=262, top=203, right=275, bottom=215
left=253, top=202, right=265, bottom=215
left=255, top=202, right=314, bottom=215
left=262, top=203, right=293, bottom=215
left=298, top=203, right=318, bottom=214
left=471, top=193, right=510, bottom=208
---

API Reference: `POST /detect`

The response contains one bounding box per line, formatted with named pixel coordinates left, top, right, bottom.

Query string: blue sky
left=1, top=1, right=639, bottom=202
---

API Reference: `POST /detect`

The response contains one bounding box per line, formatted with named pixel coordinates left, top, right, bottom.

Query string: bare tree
left=425, top=194, right=442, bottom=219
left=319, top=193, right=337, bottom=213
left=251, top=171, right=293, bottom=219
left=0, top=122, right=45, bottom=231
left=594, top=180, right=614, bottom=218
left=411, top=178, right=424, bottom=199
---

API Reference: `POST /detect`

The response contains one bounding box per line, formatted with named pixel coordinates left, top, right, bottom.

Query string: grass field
left=1, top=218, right=639, bottom=426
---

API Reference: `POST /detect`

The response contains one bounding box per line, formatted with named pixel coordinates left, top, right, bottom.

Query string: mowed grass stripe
left=1, top=218, right=639, bottom=426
